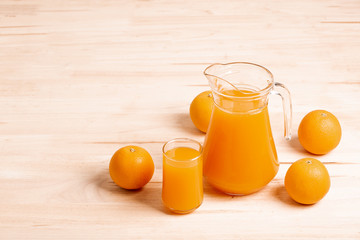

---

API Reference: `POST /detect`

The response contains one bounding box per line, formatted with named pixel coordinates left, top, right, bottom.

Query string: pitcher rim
left=204, top=62, right=274, bottom=99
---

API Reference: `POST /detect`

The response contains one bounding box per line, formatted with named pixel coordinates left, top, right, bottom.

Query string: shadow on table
left=287, top=134, right=309, bottom=154
left=272, top=184, right=314, bottom=208
left=204, top=180, right=276, bottom=202
left=93, top=169, right=163, bottom=212
left=203, top=181, right=238, bottom=199
left=94, top=169, right=183, bottom=215
left=173, top=112, right=205, bottom=136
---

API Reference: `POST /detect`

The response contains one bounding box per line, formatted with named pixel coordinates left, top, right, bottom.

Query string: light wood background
left=1, top=0, right=360, bottom=239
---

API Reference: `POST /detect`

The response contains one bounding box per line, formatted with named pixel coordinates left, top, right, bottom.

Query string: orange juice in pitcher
left=203, top=62, right=292, bottom=195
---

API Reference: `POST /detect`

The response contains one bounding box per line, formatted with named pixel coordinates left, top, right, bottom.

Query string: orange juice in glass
left=203, top=62, right=292, bottom=195
left=162, top=138, right=203, bottom=214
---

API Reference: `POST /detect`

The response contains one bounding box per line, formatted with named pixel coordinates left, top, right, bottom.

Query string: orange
left=285, top=158, right=330, bottom=205
left=298, top=110, right=341, bottom=155
left=189, top=90, right=214, bottom=133
left=109, top=145, right=154, bottom=190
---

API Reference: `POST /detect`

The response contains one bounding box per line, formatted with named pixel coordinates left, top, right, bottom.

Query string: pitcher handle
left=271, top=82, right=292, bottom=141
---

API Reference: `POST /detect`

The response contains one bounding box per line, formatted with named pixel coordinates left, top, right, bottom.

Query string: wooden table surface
left=1, top=0, right=360, bottom=239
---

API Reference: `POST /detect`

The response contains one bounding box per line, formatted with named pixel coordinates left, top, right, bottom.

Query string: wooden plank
left=0, top=0, right=359, bottom=239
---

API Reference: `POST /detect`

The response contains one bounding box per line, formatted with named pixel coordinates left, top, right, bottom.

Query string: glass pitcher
left=203, top=62, right=292, bottom=195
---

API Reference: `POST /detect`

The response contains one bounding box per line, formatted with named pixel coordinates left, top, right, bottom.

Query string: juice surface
left=162, top=147, right=203, bottom=213
left=203, top=89, right=279, bottom=195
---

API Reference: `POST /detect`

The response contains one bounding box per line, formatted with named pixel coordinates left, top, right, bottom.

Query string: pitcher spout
left=204, top=62, right=274, bottom=114
left=204, top=62, right=291, bottom=139
left=204, top=62, right=274, bottom=94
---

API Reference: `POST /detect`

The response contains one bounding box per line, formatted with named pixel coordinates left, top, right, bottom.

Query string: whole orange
left=285, top=158, right=330, bottom=205
left=298, top=110, right=341, bottom=155
left=109, top=145, right=154, bottom=190
left=189, top=90, right=214, bottom=133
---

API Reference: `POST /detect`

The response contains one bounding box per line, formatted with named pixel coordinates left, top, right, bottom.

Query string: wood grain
left=1, top=0, right=360, bottom=239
